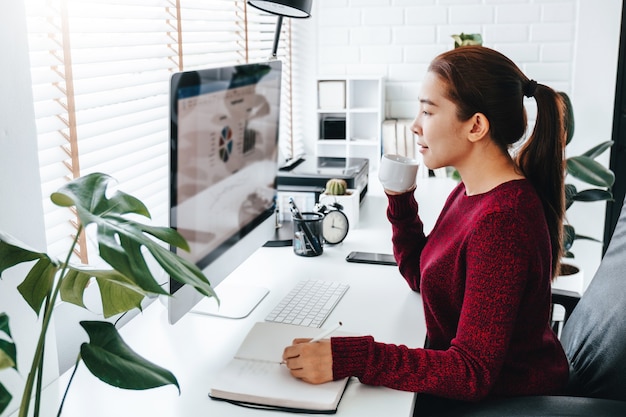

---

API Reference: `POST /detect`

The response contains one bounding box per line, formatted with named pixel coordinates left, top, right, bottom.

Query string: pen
left=309, top=321, right=342, bottom=343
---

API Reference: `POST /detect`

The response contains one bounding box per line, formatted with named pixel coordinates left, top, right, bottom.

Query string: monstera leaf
left=80, top=321, right=179, bottom=391
left=0, top=313, right=16, bottom=414
left=0, top=173, right=216, bottom=417
left=50, top=173, right=216, bottom=303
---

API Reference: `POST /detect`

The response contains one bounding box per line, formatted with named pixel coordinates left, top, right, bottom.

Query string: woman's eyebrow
left=419, top=97, right=437, bottom=106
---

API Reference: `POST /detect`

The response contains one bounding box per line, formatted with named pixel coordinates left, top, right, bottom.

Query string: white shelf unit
left=316, top=77, right=385, bottom=169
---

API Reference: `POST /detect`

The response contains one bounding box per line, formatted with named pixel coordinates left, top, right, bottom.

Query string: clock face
left=322, top=210, right=349, bottom=244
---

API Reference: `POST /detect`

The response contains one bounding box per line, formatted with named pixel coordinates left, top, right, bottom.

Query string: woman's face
left=411, top=72, right=474, bottom=170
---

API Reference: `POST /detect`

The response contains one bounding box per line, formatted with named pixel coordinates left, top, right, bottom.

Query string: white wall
left=299, top=0, right=623, bottom=289
left=567, top=0, right=621, bottom=289
left=0, top=2, right=59, bottom=415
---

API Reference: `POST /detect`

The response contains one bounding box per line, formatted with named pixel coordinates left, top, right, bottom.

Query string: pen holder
left=293, top=212, right=324, bottom=257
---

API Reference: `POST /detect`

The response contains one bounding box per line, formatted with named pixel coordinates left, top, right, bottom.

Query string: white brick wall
left=313, top=0, right=589, bottom=119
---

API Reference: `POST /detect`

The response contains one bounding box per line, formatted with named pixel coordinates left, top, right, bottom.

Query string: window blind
left=25, top=0, right=298, bottom=263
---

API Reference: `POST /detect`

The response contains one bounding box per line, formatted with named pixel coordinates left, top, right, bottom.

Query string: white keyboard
left=265, top=280, right=349, bottom=327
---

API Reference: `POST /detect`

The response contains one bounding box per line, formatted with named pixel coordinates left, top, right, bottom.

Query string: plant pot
left=319, top=189, right=360, bottom=228
left=553, top=261, right=584, bottom=294
left=551, top=261, right=584, bottom=337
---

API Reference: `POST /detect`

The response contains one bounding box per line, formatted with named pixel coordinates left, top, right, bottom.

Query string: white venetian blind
left=25, top=0, right=297, bottom=263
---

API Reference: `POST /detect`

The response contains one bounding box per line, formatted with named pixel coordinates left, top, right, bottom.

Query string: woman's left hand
left=282, top=338, right=333, bottom=384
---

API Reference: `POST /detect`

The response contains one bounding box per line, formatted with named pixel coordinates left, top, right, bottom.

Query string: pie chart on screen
left=219, top=126, right=233, bottom=163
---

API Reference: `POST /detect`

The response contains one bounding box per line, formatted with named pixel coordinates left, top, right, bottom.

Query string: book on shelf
left=209, top=321, right=350, bottom=414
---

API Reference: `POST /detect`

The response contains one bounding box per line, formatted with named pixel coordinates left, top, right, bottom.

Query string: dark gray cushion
left=560, top=198, right=626, bottom=401
left=439, top=396, right=626, bottom=416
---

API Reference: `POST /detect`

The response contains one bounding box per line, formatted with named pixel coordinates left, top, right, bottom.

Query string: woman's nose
left=411, top=117, right=422, bottom=136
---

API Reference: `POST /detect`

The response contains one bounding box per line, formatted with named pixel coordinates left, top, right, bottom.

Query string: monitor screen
left=168, top=61, right=282, bottom=324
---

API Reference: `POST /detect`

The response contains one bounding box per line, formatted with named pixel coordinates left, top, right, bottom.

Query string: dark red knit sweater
left=331, top=180, right=569, bottom=401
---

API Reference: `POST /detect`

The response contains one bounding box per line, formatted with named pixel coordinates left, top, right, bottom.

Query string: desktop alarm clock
left=317, top=202, right=349, bottom=245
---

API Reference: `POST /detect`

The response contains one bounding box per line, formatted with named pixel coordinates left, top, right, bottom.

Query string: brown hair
left=428, top=46, right=566, bottom=278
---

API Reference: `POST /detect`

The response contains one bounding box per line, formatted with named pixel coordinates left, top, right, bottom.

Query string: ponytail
left=515, top=83, right=566, bottom=278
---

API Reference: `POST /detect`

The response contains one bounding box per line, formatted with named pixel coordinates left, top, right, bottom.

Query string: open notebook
left=209, top=321, right=351, bottom=414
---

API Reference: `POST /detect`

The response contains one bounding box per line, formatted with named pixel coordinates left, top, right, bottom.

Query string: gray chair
left=441, top=197, right=626, bottom=416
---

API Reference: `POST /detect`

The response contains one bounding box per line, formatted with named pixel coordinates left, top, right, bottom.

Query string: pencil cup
left=293, top=212, right=324, bottom=257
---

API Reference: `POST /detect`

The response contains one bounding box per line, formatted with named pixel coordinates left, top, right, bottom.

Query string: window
left=25, top=0, right=298, bottom=263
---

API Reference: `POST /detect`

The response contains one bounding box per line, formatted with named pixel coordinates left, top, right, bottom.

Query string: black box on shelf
left=320, top=117, right=346, bottom=139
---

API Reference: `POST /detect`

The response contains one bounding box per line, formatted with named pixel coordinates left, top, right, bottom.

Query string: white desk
left=32, top=178, right=457, bottom=417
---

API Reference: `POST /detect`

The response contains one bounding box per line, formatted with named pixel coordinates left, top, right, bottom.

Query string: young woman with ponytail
left=283, top=46, right=569, bottom=415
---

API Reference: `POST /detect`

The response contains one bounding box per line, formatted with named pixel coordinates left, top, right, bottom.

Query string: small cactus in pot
left=324, top=178, right=351, bottom=196
left=320, top=178, right=359, bottom=226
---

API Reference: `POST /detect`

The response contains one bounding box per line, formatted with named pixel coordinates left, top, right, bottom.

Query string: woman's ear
left=467, top=112, right=490, bottom=143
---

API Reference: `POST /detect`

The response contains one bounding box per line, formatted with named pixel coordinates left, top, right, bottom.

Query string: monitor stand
left=191, top=283, right=269, bottom=319
left=264, top=219, right=293, bottom=247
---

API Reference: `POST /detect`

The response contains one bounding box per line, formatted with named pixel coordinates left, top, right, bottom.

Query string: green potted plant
left=0, top=173, right=216, bottom=417
left=559, top=92, right=615, bottom=272
left=451, top=33, right=483, bottom=48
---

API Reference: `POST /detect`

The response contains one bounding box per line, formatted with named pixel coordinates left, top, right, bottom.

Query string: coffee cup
left=378, top=154, right=420, bottom=193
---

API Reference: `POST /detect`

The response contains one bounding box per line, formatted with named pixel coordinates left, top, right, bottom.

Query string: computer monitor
left=168, top=61, right=282, bottom=324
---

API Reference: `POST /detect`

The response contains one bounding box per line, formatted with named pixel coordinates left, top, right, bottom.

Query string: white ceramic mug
left=378, top=154, right=420, bottom=193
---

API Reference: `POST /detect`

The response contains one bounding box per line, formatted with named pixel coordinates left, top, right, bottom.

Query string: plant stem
left=18, top=228, right=83, bottom=417
left=33, top=297, right=48, bottom=417
left=57, top=355, right=81, bottom=417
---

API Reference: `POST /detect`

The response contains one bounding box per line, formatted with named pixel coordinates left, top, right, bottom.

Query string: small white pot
left=319, top=189, right=360, bottom=228
left=553, top=261, right=584, bottom=294
left=551, top=261, right=584, bottom=337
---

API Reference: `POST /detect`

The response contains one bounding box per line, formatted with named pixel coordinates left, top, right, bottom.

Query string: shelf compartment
left=349, top=79, right=380, bottom=109
left=350, top=112, right=379, bottom=142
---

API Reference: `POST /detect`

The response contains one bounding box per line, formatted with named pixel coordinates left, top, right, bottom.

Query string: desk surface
left=33, top=178, right=457, bottom=417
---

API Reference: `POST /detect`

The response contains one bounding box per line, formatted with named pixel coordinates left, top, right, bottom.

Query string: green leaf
left=566, top=156, right=615, bottom=187
left=59, top=268, right=149, bottom=337
left=0, top=313, right=16, bottom=370
left=574, top=234, right=602, bottom=243
left=0, top=383, right=11, bottom=416
left=94, top=276, right=146, bottom=318
left=581, top=140, right=614, bottom=159
left=79, top=321, right=180, bottom=392
left=572, top=188, right=613, bottom=203
left=451, top=33, right=483, bottom=48
left=59, top=269, right=91, bottom=309
left=96, top=226, right=166, bottom=296
left=565, top=184, right=577, bottom=209
left=60, top=268, right=150, bottom=318
left=563, top=224, right=575, bottom=251
left=0, top=340, right=17, bottom=370
left=48, top=173, right=215, bottom=315
left=51, top=173, right=150, bottom=223
left=0, top=313, right=11, bottom=339
left=0, top=231, right=48, bottom=276
left=147, top=244, right=216, bottom=299
left=139, top=224, right=190, bottom=253
left=16, top=258, right=58, bottom=315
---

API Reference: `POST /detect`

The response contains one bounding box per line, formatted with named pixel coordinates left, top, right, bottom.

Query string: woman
left=283, top=46, right=569, bottom=413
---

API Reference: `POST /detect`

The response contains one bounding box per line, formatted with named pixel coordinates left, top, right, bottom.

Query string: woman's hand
left=282, top=338, right=333, bottom=384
